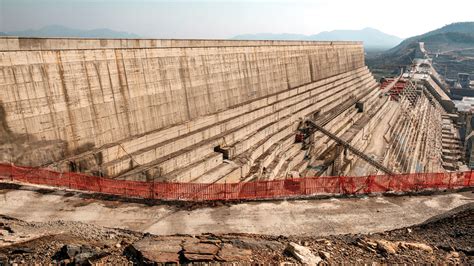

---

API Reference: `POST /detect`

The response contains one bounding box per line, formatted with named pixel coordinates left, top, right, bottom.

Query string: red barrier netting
left=0, top=163, right=472, bottom=201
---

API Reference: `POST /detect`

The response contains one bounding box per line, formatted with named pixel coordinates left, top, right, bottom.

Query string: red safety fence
left=0, top=163, right=472, bottom=201
left=380, top=78, right=408, bottom=101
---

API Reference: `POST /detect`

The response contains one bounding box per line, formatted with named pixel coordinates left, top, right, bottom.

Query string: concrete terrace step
left=312, top=84, right=383, bottom=171
left=265, top=143, right=303, bottom=179
left=341, top=96, right=393, bottom=174
left=237, top=76, right=378, bottom=182
left=116, top=76, right=372, bottom=183
left=292, top=159, right=310, bottom=176
left=313, top=83, right=379, bottom=153
left=244, top=133, right=296, bottom=180
left=316, top=80, right=378, bottom=127
left=192, top=161, right=241, bottom=183
left=235, top=121, right=298, bottom=179
left=272, top=83, right=381, bottom=179
left=273, top=148, right=306, bottom=180
left=51, top=66, right=377, bottom=183
left=139, top=71, right=372, bottom=181
left=165, top=152, right=224, bottom=183
left=57, top=66, right=370, bottom=170
left=232, top=75, right=374, bottom=181
left=112, top=143, right=216, bottom=180
left=316, top=77, right=376, bottom=116
left=105, top=69, right=374, bottom=179
left=99, top=68, right=373, bottom=177
left=272, top=80, right=380, bottom=179
left=228, top=71, right=374, bottom=156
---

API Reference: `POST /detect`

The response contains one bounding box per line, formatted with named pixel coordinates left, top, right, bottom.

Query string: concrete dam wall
left=1, top=37, right=372, bottom=182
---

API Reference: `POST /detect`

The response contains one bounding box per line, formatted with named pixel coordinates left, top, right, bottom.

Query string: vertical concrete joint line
left=179, top=54, right=192, bottom=120
left=56, top=50, right=79, bottom=151
left=114, top=49, right=133, bottom=137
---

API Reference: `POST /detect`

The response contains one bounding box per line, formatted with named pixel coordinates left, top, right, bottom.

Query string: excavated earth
left=0, top=201, right=472, bottom=264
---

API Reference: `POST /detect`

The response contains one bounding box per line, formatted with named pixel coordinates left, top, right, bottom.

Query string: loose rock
left=285, top=242, right=322, bottom=265
left=375, top=239, right=398, bottom=255
left=217, top=243, right=252, bottom=262
left=319, top=250, right=331, bottom=260
left=125, top=237, right=181, bottom=263
left=398, top=242, right=433, bottom=253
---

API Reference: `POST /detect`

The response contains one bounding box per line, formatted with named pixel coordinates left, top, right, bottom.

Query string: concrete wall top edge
left=0, top=36, right=363, bottom=51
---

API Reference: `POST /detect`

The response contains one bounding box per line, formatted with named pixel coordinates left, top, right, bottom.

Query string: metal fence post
left=152, top=179, right=155, bottom=200
left=67, top=171, right=71, bottom=189
left=469, top=170, right=473, bottom=187
left=448, top=172, right=453, bottom=189
left=98, top=176, right=102, bottom=193
left=302, top=178, right=305, bottom=196
left=339, top=176, right=345, bottom=194
left=10, top=163, right=14, bottom=182
left=254, top=182, right=257, bottom=199
left=225, top=181, right=227, bottom=201
left=265, top=181, right=269, bottom=199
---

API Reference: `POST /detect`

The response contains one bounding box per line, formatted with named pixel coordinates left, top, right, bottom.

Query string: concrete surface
left=0, top=37, right=363, bottom=153
left=1, top=37, right=373, bottom=183
left=0, top=36, right=462, bottom=185
left=348, top=100, right=400, bottom=176
left=0, top=183, right=472, bottom=237
left=0, top=37, right=361, bottom=51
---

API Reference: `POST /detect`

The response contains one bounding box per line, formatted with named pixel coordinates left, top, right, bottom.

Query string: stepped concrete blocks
left=0, top=37, right=378, bottom=182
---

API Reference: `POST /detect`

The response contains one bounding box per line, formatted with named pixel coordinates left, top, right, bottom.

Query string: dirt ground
left=0, top=182, right=472, bottom=238
left=0, top=202, right=472, bottom=264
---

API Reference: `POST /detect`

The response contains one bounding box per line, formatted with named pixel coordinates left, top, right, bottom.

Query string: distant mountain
left=232, top=28, right=403, bottom=50
left=232, top=33, right=308, bottom=41
left=2, top=25, right=140, bottom=38
left=387, top=22, right=474, bottom=57
left=366, top=22, right=474, bottom=79
left=309, top=28, right=403, bottom=50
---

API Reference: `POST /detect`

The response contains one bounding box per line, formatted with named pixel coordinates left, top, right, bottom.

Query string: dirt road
left=0, top=183, right=472, bottom=237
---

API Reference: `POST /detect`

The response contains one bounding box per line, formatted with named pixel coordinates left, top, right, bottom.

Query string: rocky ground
left=0, top=203, right=472, bottom=265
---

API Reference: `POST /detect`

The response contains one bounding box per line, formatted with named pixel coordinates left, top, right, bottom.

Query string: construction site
left=0, top=38, right=468, bottom=180
left=0, top=37, right=473, bottom=264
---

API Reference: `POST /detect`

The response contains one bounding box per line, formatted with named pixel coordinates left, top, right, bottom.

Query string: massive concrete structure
left=0, top=37, right=464, bottom=183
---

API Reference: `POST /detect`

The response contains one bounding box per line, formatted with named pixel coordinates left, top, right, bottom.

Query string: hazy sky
left=1, top=0, right=473, bottom=39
